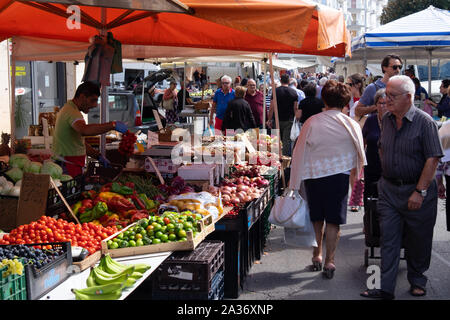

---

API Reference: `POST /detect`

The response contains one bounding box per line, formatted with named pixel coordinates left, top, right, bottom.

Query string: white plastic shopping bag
left=283, top=209, right=317, bottom=248
left=290, top=119, right=301, bottom=141
left=268, top=189, right=307, bottom=228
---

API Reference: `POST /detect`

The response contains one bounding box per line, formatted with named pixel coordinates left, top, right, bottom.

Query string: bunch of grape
left=0, top=245, right=63, bottom=270
left=0, top=259, right=24, bottom=277
left=118, top=130, right=137, bottom=157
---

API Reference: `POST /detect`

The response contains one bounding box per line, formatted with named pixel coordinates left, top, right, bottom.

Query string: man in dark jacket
left=222, top=86, right=256, bottom=132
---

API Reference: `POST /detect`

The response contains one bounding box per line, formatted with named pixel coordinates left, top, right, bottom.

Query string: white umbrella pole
left=427, top=48, right=432, bottom=97
left=99, top=8, right=107, bottom=157
left=269, top=53, right=285, bottom=188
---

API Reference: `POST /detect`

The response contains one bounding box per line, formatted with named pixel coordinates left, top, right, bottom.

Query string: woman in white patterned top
left=289, top=80, right=366, bottom=279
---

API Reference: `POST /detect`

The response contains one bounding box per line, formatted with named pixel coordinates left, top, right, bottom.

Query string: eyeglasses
left=346, top=82, right=353, bottom=87
left=222, top=82, right=230, bottom=85
left=390, top=65, right=403, bottom=70
left=386, top=92, right=408, bottom=100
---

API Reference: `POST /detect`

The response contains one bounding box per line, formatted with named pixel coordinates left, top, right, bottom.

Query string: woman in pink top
left=162, top=80, right=178, bottom=124
left=289, top=80, right=366, bottom=279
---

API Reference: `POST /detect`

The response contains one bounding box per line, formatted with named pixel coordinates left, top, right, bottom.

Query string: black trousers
left=445, top=175, right=450, bottom=231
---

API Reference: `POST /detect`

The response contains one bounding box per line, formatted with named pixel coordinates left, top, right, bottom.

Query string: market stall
left=0, top=0, right=351, bottom=301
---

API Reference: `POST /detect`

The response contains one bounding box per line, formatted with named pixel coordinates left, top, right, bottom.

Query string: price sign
left=16, top=173, right=50, bottom=226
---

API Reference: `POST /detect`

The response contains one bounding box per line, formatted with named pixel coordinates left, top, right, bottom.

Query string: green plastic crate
left=0, top=259, right=27, bottom=300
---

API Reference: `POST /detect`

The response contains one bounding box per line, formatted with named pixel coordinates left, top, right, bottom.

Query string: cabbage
left=60, top=174, right=72, bottom=182
left=24, top=161, right=42, bottom=174
left=5, top=167, right=23, bottom=183
left=9, top=154, right=30, bottom=170
left=40, top=161, right=63, bottom=179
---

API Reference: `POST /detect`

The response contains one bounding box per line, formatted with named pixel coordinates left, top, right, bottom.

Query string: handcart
left=363, top=182, right=406, bottom=267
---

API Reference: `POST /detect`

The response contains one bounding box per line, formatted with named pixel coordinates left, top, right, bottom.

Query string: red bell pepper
left=107, top=196, right=136, bottom=213
left=100, top=182, right=113, bottom=193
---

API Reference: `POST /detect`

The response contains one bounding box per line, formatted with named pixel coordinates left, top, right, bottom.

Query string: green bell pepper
left=92, top=201, right=108, bottom=219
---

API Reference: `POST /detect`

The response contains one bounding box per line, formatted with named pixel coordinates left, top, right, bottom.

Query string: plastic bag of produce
left=168, top=191, right=223, bottom=220
left=283, top=209, right=317, bottom=248
left=9, top=153, right=30, bottom=169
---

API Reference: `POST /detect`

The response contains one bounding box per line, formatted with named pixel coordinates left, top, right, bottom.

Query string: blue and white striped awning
left=351, top=6, right=450, bottom=52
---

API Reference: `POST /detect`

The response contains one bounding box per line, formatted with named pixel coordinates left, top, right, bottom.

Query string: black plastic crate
left=152, top=241, right=224, bottom=293
left=152, top=270, right=224, bottom=300
left=46, top=175, right=84, bottom=215
left=0, top=242, right=72, bottom=300
left=205, top=231, right=241, bottom=299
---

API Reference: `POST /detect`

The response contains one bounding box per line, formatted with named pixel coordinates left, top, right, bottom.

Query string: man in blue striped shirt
left=361, top=75, right=443, bottom=300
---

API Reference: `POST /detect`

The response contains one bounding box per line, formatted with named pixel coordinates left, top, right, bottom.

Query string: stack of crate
left=151, top=240, right=225, bottom=300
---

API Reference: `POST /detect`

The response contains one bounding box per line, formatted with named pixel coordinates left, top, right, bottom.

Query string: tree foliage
left=380, top=0, right=449, bottom=25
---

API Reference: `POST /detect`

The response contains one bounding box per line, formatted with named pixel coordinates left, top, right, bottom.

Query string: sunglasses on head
left=391, top=65, right=403, bottom=70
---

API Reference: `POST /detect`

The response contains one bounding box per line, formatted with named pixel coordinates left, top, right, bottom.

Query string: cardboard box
left=145, top=157, right=180, bottom=174
left=177, top=164, right=217, bottom=185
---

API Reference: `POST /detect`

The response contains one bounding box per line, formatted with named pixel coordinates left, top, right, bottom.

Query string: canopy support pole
left=99, top=8, right=107, bottom=157
left=269, top=53, right=285, bottom=189
left=427, top=48, right=433, bottom=96
left=262, top=56, right=267, bottom=129
left=183, top=62, right=187, bottom=110
left=9, top=37, right=16, bottom=152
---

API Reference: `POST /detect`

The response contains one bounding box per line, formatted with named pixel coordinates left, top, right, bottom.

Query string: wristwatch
left=415, top=188, right=427, bottom=198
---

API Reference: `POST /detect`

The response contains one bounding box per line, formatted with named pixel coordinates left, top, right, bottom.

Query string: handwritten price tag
left=16, top=173, right=50, bottom=226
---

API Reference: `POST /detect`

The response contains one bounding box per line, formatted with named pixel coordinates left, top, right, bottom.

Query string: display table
left=39, top=251, right=172, bottom=300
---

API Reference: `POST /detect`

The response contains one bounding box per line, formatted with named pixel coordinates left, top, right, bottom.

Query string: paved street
left=237, top=198, right=450, bottom=300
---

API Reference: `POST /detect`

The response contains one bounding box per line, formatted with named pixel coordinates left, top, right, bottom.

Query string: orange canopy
left=0, top=0, right=351, bottom=57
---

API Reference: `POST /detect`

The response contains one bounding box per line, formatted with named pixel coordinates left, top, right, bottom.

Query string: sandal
left=360, top=289, right=395, bottom=300
left=350, top=206, right=359, bottom=212
left=310, top=257, right=322, bottom=271
left=322, top=263, right=336, bottom=279
left=409, top=285, right=426, bottom=297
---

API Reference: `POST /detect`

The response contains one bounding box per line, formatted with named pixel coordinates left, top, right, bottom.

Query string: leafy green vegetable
left=9, top=153, right=30, bottom=169
left=40, top=161, right=63, bottom=179
left=24, top=161, right=42, bottom=174
left=60, top=174, right=73, bottom=182
left=5, top=167, right=23, bottom=183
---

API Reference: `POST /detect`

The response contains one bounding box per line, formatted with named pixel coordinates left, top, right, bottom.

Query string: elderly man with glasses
left=210, top=75, right=235, bottom=132
left=355, top=54, right=403, bottom=118
left=361, top=75, right=443, bottom=300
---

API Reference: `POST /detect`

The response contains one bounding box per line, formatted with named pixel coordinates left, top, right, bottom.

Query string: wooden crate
left=101, top=215, right=215, bottom=258
left=72, top=250, right=101, bottom=272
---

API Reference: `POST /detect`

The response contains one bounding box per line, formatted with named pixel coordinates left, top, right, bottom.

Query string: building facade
left=311, top=0, right=389, bottom=38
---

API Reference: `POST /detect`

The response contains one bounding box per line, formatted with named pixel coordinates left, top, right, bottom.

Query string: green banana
left=73, top=289, right=122, bottom=300
left=72, top=282, right=124, bottom=296
left=124, top=277, right=136, bottom=288
left=92, top=267, right=133, bottom=285
left=132, top=264, right=151, bottom=273
left=105, top=254, right=151, bottom=274
left=103, top=255, right=127, bottom=274
left=86, top=268, right=97, bottom=287
left=94, top=264, right=135, bottom=279
left=129, top=271, right=143, bottom=280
